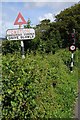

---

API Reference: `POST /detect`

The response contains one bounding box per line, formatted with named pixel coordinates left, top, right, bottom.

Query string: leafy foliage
left=2, top=40, right=20, bottom=55
left=2, top=2, right=79, bottom=119
left=55, top=3, right=80, bottom=47
left=2, top=50, right=78, bottom=119
left=3, top=3, right=80, bottom=55
left=24, top=18, right=31, bottom=28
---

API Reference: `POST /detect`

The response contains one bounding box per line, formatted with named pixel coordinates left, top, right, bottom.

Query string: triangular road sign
left=14, top=12, right=27, bottom=25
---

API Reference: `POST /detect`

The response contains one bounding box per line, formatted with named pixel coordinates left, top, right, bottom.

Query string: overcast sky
left=0, top=0, right=79, bottom=37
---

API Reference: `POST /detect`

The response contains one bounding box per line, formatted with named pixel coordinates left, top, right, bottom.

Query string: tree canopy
left=3, top=2, right=80, bottom=54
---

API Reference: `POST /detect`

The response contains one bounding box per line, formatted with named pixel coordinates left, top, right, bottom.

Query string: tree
left=24, top=18, right=31, bottom=28
left=55, top=3, right=80, bottom=48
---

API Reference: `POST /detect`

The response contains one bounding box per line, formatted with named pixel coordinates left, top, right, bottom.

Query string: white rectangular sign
left=6, top=28, right=35, bottom=40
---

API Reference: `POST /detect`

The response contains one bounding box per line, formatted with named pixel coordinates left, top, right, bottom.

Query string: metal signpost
left=69, top=29, right=76, bottom=72
left=69, top=44, right=76, bottom=72
left=6, top=12, right=35, bottom=59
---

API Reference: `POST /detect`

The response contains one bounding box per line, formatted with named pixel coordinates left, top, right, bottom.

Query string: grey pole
left=19, top=25, right=25, bottom=59
left=21, top=40, right=25, bottom=59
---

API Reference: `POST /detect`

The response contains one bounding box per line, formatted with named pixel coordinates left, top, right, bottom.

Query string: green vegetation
left=2, top=50, right=78, bottom=119
left=2, top=2, right=80, bottom=119
left=2, top=3, right=80, bottom=55
left=78, top=50, right=80, bottom=78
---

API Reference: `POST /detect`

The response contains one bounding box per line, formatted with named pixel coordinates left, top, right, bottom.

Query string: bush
left=2, top=50, right=78, bottom=119
left=2, top=40, right=20, bottom=55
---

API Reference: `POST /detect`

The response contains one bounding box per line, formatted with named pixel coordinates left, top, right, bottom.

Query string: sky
left=0, top=0, right=79, bottom=37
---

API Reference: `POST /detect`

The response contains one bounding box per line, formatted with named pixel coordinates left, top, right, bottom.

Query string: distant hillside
left=0, top=38, right=6, bottom=40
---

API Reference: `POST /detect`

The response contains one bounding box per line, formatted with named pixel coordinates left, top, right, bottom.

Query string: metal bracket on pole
left=21, top=40, right=25, bottom=59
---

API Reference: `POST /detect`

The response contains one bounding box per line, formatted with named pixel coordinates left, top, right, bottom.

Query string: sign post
left=19, top=25, right=25, bottom=59
left=70, top=52, right=74, bottom=72
left=21, top=40, right=25, bottom=59
left=6, top=12, right=35, bottom=59
left=14, top=12, right=27, bottom=59
left=69, top=29, right=76, bottom=72
left=69, top=44, right=76, bottom=72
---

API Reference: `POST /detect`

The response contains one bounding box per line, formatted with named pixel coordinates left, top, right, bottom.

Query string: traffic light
left=71, top=33, right=76, bottom=44
left=68, top=29, right=77, bottom=52
left=68, top=32, right=76, bottom=45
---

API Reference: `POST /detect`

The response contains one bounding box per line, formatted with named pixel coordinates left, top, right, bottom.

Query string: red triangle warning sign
left=14, top=12, right=27, bottom=25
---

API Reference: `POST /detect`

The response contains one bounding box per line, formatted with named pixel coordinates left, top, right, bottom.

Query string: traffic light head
left=71, top=33, right=75, bottom=38
left=69, top=33, right=76, bottom=45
